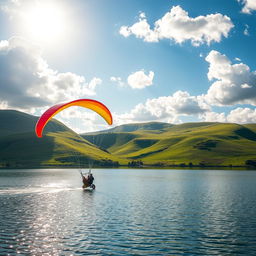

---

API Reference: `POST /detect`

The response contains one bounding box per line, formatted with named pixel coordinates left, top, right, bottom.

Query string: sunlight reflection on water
left=0, top=169, right=256, bottom=255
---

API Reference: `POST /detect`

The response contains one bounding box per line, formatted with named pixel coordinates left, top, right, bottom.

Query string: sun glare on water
left=21, top=2, right=67, bottom=44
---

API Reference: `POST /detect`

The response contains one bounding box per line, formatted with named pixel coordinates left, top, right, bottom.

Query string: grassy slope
left=2, top=110, right=256, bottom=167
left=0, top=109, right=71, bottom=137
left=83, top=122, right=256, bottom=166
left=139, top=123, right=256, bottom=165
left=0, top=110, right=122, bottom=167
left=84, top=122, right=174, bottom=134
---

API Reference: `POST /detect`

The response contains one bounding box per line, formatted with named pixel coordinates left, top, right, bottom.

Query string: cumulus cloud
left=127, top=70, right=154, bottom=89
left=0, top=37, right=101, bottom=111
left=115, top=91, right=209, bottom=124
left=120, top=17, right=159, bottom=42
left=120, top=5, right=234, bottom=46
left=239, top=0, right=256, bottom=14
left=227, top=107, right=256, bottom=123
left=200, top=108, right=256, bottom=123
left=111, top=71, right=154, bottom=89
left=204, top=50, right=256, bottom=106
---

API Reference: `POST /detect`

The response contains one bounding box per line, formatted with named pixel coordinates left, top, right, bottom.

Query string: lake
left=0, top=169, right=256, bottom=255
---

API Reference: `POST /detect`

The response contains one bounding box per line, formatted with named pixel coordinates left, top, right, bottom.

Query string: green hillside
left=1, top=110, right=256, bottom=168
left=0, top=110, right=121, bottom=168
left=84, top=122, right=174, bottom=134
left=82, top=122, right=256, bottom=167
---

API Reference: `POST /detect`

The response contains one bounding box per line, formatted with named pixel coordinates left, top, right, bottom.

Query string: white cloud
left=120, top=5, right=234, bottom=46
left=204, top=50, right=256, bottom=106
left=127, top=70, right=154, bottom=89
left=200, top=107, right=256, bottom=123
left=139, top=12, right=146, bottom=19
left=239, top=0, right=256, bottom=14
left=0, top=37, right=101, bottom=111
left=119, top=26, right=132, bottom=38
left=87, top=77, right=102, bottom=92
left=200, top=111, right=226, bottom=122
left=120, top=18, right=158, bottom=42
left=227, top=107, right=256, bottom=123
left=115, top=90, right=209, bottom=124
left=57, top=108, right=110, bottom=133
left=111, top=71, right=154, bottom=89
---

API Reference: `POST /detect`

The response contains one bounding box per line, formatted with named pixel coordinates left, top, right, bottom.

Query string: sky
left=0, top=0, right=256, bottom=132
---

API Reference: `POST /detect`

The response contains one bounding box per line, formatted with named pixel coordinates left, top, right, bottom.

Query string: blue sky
left=0, top=0, right=256, bottom=132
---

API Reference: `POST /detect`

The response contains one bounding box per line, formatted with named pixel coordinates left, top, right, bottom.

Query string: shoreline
left=1, top=165, right=256, bottom=171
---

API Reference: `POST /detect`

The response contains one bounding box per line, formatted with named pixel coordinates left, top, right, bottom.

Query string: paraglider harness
left=80, top=170, right=96, bottom=190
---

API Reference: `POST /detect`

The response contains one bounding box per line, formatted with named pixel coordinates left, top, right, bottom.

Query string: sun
left=21, top=2, right=67, bottom=44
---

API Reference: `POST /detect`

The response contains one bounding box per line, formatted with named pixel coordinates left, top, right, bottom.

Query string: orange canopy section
left=35, top=99, right=113, bottom=138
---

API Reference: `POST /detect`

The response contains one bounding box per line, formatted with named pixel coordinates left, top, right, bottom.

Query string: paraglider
left=35, top=99, right=113, bottom=190
left=35, top=99, right=112, bottom=138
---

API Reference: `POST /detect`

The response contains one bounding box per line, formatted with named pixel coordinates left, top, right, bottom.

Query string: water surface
left=0, top=169, right=256, bottom=255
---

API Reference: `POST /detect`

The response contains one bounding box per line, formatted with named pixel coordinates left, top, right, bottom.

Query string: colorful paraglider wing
left=35, top=99, right=113, bottom=138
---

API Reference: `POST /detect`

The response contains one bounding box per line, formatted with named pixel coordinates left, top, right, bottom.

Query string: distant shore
left=1, top=164, right=256, bottom=171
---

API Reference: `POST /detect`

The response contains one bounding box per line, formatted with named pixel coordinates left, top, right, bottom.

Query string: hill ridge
left=1, top=109, right=256, bottom=167
left=0, top=110, right=120, bottom=168
left=82, top=121, right=256, bottom=167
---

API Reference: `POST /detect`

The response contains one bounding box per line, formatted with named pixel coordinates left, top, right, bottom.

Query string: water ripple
left=0, top=169, right=256, bottom=255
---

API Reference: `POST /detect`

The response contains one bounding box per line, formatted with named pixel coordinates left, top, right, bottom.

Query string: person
left=80, top=171, right=95, bottom=188
left=87, top=173, right=94, bottom=185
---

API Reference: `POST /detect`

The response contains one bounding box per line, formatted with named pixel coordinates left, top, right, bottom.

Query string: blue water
left=0, top=169, right=256, bottom=255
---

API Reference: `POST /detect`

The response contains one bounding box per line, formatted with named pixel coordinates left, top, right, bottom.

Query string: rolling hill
left=82, top=122, right=256, bottom=167
left=0, top=110, right=120, bottom=168
left=88, top=122, right=174, bottom=133
left=1, top=109, right=256, bottom=168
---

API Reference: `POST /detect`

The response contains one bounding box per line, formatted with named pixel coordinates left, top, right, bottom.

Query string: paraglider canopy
left=35, top=99, right=113, bottom=137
